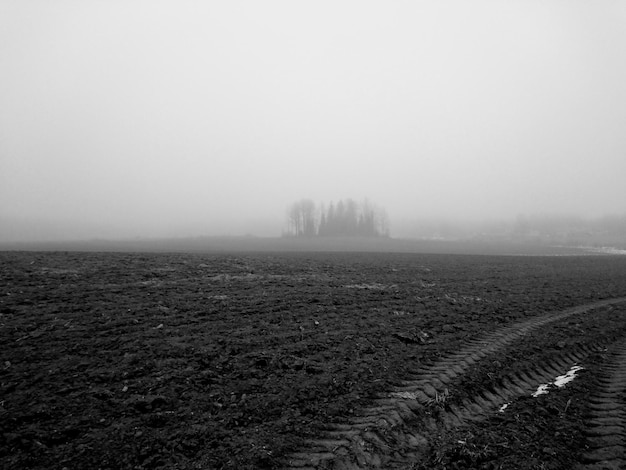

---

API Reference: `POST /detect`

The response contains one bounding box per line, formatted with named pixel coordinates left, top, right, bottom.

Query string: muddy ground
left=1, top=251, right=626, bottom=469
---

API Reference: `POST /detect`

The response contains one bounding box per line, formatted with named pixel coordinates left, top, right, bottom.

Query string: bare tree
left=300, top=199, right=316, bottom=237
left=286, top=199, right=317, bottom=237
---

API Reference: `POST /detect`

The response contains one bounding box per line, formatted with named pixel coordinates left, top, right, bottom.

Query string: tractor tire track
left=282, top=297, right=626, bottom=470
left=381, top=343, right=605, bottom=468
left=390, top=298, right=625, bottom=403
left=432, top=342, right=602, bottom=430
left=577, top=340, right=626, bottom=469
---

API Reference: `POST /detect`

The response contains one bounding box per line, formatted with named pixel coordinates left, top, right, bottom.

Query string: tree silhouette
left=286, top=199, right=317, bottom=237
left=285, top=198, right=388, bottom=237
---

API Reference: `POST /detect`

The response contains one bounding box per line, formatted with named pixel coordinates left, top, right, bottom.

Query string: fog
left=2, top=1, right=625, bottom=241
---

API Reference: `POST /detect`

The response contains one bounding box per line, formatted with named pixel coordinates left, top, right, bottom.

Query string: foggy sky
left=1, top=1, right=625, bottom=240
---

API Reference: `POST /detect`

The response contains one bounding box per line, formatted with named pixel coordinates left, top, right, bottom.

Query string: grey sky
left=1, top=1, right=625, bottom=239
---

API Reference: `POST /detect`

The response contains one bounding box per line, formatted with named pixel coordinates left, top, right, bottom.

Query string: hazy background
left=2, top=1, right=625, bottom=241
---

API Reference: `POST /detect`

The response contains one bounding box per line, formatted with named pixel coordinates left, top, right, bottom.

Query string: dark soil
left=1, top=251, right=625, bottom=469
left=413, top=304, right=626, bottom=470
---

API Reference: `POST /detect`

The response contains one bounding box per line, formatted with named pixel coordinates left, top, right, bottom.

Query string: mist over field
left=1, top=1, right=625, bottom=243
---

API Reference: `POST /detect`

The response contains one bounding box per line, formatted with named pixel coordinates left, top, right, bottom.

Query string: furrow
left=436, top=343, right=600, bottom=427
left=281, top=297, right=626, bottom=470
left=391, top=298, right=626, bottom=402
left=577, top=340, right=626, bottom=469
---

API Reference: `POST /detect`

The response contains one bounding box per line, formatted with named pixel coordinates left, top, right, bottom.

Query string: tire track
left=431, top=343, right=602, bottom=429
left=282, top=297, right=626, bottom=470
left=390, top=298, right=625, bottom=404
left=380, top=343, right=605, bottom=468
left=577, top=340, right=626, bottom=469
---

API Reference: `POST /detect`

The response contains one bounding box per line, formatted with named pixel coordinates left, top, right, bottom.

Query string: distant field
left=0, top=235, right=613, bottom=256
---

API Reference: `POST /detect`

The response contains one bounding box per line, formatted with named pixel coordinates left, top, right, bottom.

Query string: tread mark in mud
left=282, top=297, right=626, bottom=470
left=430, top=346, right=602, bottom=430
left=578, top=341, right=626, bottom=469
left=390, top=299, right=625, bottom=403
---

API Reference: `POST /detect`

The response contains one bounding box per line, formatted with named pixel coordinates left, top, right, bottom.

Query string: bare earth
left=1, top=251, right=626, bottom=469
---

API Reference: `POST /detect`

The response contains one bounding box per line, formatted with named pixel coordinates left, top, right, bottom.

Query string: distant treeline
left=285, top=199, right=389, bottom=238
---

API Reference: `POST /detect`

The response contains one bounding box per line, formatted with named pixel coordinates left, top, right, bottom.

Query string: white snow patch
left=532, top=364, right=584, bottom=398
left=554, top=365, right=584, bottom=387
left=532, top=384, right=550, bottom=398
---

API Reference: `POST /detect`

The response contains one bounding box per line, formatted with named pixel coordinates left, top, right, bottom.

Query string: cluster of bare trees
left=285, top=199, right=389, bottom=238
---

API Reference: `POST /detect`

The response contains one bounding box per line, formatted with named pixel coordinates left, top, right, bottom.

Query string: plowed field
left=1, top=251, right=626, bottom=469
